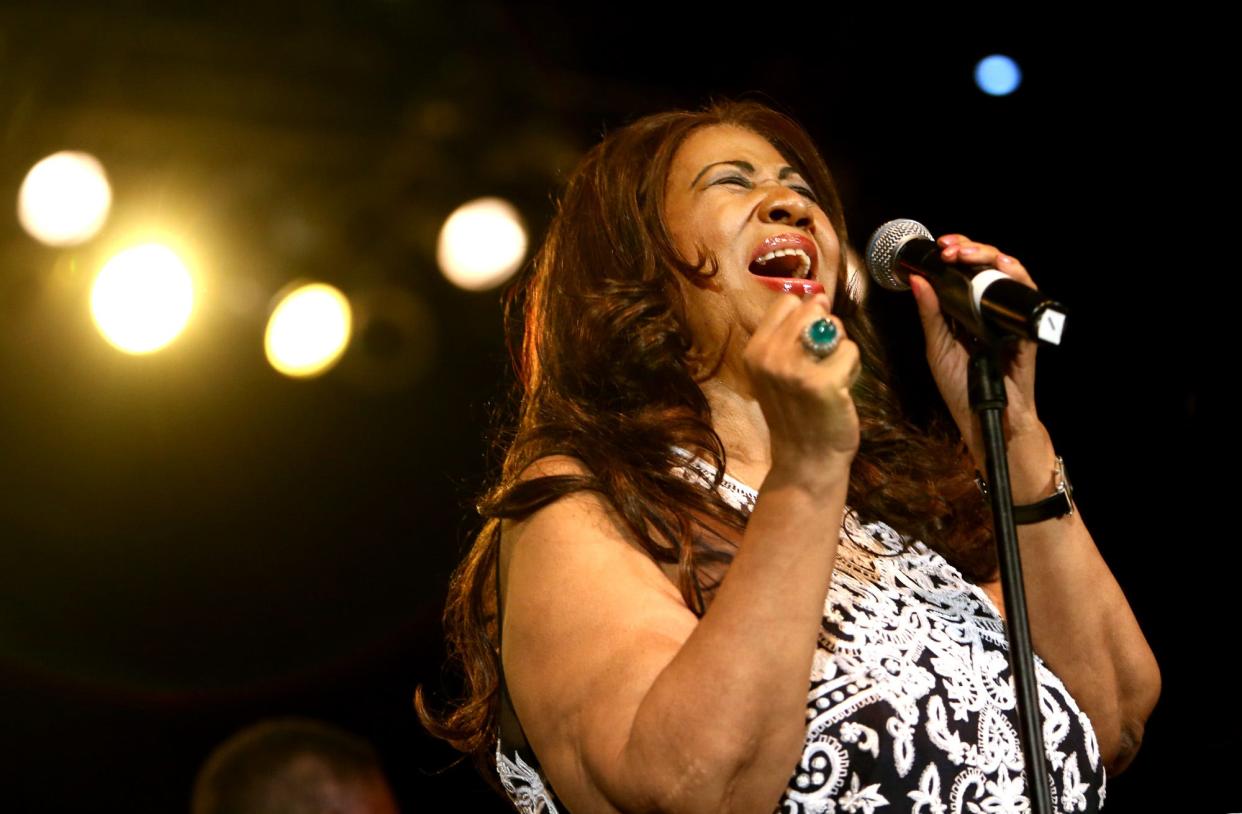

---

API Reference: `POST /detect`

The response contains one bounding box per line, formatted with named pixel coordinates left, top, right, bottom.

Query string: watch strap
left=976, top=455, right=1075, bottom=525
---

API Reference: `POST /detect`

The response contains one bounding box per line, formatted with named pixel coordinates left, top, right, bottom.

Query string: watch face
left=1055, top=456, right=1075, bottom=515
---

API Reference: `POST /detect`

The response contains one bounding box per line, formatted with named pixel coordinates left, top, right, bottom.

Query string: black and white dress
left=496, top=451, right=1106, bottom=813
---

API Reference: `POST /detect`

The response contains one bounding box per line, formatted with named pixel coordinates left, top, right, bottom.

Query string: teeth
left=754, top=248, right=812, bottom=279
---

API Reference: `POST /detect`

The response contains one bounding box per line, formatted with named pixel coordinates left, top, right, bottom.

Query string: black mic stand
left=968, top=340, right=1053, bottom=814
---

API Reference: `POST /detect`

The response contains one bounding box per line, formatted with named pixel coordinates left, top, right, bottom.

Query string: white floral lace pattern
left=674, top=451, right=1107, bottom=813
left=497, top=741, right=560, bottom=814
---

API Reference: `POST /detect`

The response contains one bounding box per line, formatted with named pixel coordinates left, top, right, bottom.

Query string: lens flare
left=975, top=54, right=1022, bottom=97
left=90, top=244, right=195, bottom=354
left=437, top=197, right=527, bottom=291
left=19, top=151, right=113, bottom=246
left=264, top=283, right=353, bottom=378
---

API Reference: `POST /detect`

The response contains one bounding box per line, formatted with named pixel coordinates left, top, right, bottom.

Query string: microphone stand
left=968, top=340, right=1053, bottom=814
left=865, top=217, right=1068, bottom=811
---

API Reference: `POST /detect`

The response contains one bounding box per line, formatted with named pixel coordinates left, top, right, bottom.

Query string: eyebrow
left=690, top=161, right=802, bottom=189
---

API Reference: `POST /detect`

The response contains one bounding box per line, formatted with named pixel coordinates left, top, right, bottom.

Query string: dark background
left=0, top=2, right=1226, bottom=810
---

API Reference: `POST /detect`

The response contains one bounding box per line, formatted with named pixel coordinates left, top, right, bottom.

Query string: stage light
left=18, top=151, right=112, bottom=246
left=975, top=55, right=1022, bottom=96
left=437, top=197, right=527, bottom=291
left=91, top=243, right=195, bottom=354
left=265, top=283, right=352, bottom=379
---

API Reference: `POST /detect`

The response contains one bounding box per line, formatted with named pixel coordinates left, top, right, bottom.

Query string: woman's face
left=663, top=124, right=840, bottom=367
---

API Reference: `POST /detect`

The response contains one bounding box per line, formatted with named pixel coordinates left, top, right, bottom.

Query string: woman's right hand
left=742, top=292, right=861, bottom=482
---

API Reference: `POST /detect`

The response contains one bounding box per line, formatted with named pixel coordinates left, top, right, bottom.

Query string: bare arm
left=914, top=235, right=1161, bottom=775
left=984, top=427, right=1161, bottom=775
left=501, top=294, right=861, bottom=814
left=502, top=456, right=848, bottom=813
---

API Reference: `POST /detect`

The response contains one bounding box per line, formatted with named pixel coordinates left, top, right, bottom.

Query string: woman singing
left=419, top=100, right=1160, bottom=813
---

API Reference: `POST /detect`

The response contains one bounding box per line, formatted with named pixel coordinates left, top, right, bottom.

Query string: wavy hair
left=416, top=99, right=994, bottom=784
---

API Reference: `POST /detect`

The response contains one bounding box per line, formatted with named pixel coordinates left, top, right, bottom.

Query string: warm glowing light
left=18, top=151, right=113, bottom=246
left=265, top=283, right=353, bottom=378
left=91, top=244, right=195, bottom=354
left=437, top=197, right=527, bottom=291
left=975, top=54, right=1022, bottom=96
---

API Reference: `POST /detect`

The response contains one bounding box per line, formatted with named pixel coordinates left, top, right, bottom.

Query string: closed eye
left=712, top=176, right=818, bottom=204
left=792, top=185, right=819, bottom=203
left=713, top=175, right=752, bottom=188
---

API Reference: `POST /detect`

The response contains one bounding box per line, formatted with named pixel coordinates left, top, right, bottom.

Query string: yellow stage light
left=265, top=283, right=352, bottom=378
left=436, top=197, right=527, bottom=291
left=91, top=243, right=195, bottom=354
left=19, top=151, right=112, bottom=246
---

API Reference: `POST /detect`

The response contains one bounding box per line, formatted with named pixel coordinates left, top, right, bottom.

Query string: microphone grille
left=865, top=218, right=933, bottom=292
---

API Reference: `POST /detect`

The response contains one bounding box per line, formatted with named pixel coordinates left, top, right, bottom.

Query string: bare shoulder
left=501, top=453, right=653, bottom=566
left=499, top=455, right=682, bottom=605
left=499, top=455, right=699, bottom=812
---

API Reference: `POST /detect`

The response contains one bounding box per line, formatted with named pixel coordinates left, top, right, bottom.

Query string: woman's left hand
left=913, top=238, right=1161, bottom=776
left=909, top=234, right=1047, bottom=471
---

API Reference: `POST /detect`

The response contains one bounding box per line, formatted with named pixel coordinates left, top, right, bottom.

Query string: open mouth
left=748, top=248, right=813, bottom=280
left=746, top=234, right=822, bottom=294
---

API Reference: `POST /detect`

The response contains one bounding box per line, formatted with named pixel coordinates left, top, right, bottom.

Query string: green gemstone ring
left=800, top=317, right=840, bottom=359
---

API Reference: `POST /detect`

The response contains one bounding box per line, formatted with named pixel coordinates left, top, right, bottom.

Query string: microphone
left=864, top=219, right=1066, bottom=346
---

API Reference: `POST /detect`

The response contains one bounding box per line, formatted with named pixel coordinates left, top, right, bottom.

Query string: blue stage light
left=975, top=54, right=1022, bottom=96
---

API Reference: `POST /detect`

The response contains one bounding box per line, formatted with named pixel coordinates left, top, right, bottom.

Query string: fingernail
left=998, top=254, right=1013, bottom=265
left=938, top=235, right=960, bottom=246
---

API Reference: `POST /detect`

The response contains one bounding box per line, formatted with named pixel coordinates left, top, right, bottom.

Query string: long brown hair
left=416, top=99, right=994, bottom=783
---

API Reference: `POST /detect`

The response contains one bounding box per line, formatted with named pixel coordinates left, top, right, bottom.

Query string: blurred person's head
left=191, top=718, right=400, bottom=814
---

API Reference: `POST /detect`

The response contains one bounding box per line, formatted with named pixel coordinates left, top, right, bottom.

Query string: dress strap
left=669, top=445, right=856, bottom=526
left=668, top=445, right=758, bottom=514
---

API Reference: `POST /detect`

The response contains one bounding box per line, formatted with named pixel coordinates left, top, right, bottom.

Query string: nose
left=756, top=183, right=813, bottom=229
